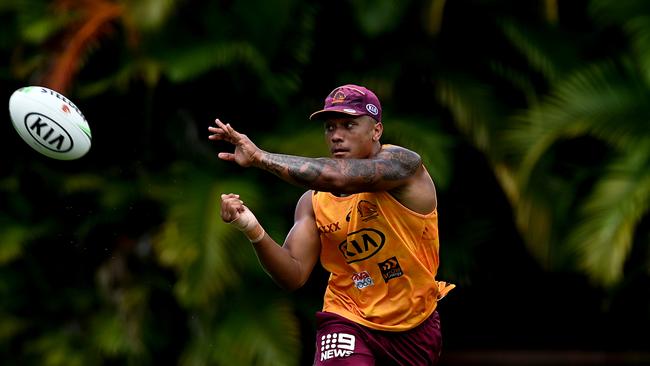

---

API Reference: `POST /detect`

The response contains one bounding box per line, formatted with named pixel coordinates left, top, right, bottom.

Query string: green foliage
left=161, top=42, right=269, bottom=83
left=2, top=0, right=649, bottom=363
left=382, top=117, right=455, bottom=190
left=568, top=144, right=650, bottom=285
left=181, top=293, right=300, bottom=366
left=435, top=72, right=507, bottom=155
left=500, top=19, right=581, bottom=82
left=350, top=0, right=411, bottom=37
left=153, top=163, right=261, bottom=307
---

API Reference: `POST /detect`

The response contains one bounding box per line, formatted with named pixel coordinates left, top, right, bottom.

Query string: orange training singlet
left=312, top=190, right=441, bottom=331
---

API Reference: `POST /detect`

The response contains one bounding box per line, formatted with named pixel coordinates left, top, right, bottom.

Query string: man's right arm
left=247, top=191, right=321, bottom=291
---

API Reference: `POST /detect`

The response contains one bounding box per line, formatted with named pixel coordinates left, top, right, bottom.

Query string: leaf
left=350, top=0, right=411, bottom=37
left=161, top=41, right=268, bottom=83
left=500, top=19, right=581, bottom=82
left=0, top=225, right=28, bottom=264
left=123, top=0, right=177, bottom=32
left=568, top=144, right=650, bottom=286
left=21, top=13, right=72, bottom=44
left=0, top=313, right=27, bottom=343
left=507, top=61, right=650, bottom=187
left=435, top=72, right=506, bottom=155
left=382, top=118, right=455, bottom=189
left=153, top=163, right=263, bottom=307
left=180, top=292, right=300, bottom=366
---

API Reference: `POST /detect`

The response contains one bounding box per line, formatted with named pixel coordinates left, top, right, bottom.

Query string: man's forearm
left=254, top=152, right=382, bottom=192
left=251, top=236, right=306, bottom=291
left=255, top=152, right=333, bottom=186
left=253, top=148, right=421, bottom=193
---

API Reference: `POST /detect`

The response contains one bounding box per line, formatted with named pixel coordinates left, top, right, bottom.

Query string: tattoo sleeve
left=257, top=146, right=421, bottom=192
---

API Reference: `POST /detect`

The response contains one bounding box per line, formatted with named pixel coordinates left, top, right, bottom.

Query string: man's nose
left=330, top=127, right=344, bottom=142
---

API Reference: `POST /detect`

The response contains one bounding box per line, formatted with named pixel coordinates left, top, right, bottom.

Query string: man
left=208, top=84, right=454, bottom=365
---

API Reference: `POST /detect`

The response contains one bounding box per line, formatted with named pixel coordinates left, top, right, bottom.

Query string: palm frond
left=507, top=61, right=650, bottom=187
left=25, top=327, right=100, bottom=366
left=0, top=312, right=27, bottom=345
left=153, top=164, right=263, bottom=308
left=512, top=190, right=556, bottom=267
left=568, top=144, right=650, bottom=286
left=161, top=41, right=269, bottom=83
left=122, top=0, right=178, bottom=32
left=180, top=293, right=300, bottom=366
left=490, top=61, right=539, bottom=106
left=500, top=19, right=580, bottom=82
left=590, top=0, right=650, bottom=85
left=44, top=0, right=124, bottom=92
left=350, top=0, right=411, bottom=37
left=424, top=0, right=447, bottom=36
left=211, top=297, right=300, bottom=366
left=435, top=72, right=505, bottom=154
left=382, top=118, right=455, bottom=190
left=0, top=221, right=31, bottom=264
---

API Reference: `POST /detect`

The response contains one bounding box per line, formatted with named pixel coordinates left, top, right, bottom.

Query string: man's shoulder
left=379, top=144, right=421, bottom=159
left=377, top=144, right=423, bottom=180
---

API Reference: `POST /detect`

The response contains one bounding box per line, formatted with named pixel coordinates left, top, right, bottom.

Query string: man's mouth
left=331, top=147, right=348, bottom=157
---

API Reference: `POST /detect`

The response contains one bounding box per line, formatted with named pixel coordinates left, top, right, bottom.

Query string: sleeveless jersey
left=312, top=190, right=441, bottom=331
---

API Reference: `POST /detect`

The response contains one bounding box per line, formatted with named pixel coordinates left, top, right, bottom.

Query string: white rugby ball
left=8, top=86, right=92, bottom=160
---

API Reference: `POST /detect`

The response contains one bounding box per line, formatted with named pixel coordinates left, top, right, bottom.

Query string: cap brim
left=309, top=107, right=362, bottom=120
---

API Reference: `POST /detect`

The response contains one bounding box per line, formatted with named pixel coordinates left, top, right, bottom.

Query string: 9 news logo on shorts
left=320, top=332, right=356, bottom=361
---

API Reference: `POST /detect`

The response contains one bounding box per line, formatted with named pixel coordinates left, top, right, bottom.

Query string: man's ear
left=373, top=122, right=383, bottom=141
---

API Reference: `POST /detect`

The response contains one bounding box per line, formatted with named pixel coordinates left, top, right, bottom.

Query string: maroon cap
left=309, top=84, right=382, bottom=123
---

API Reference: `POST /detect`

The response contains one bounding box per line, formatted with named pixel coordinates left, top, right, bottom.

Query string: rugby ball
left=8, top=86, right=92, bottom=160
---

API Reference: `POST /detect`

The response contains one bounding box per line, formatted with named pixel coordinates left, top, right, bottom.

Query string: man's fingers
left=208, top=128, right=230, bottom=142
left=209, top=119, right=236, bottom=142
left=220, top=193, right=240, bottom=200
left=220, top=193, right=246, bottom=222
left=223, top=123, right=242, bottom=142
left=218, top=152, right=235, bottom=161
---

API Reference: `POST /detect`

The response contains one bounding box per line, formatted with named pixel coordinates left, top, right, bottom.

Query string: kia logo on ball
left=24, top=112, right=74, bottom=152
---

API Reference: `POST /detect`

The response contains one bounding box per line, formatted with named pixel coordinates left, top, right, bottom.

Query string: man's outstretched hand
left=208, top=118, right=263, bottom=167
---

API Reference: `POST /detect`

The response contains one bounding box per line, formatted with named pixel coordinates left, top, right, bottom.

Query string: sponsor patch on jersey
left=378, top=256, right=403, bottom=283
left=320, top=332, right=356, bottom=361
left=351, top=271, right=374, bottom=289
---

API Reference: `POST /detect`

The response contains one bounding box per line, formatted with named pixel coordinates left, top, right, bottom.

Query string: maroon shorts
left=313, top=311, right=442, bottom=366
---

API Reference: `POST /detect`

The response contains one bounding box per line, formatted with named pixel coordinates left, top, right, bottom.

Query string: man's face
left=323, top=115, right=382, bottom=159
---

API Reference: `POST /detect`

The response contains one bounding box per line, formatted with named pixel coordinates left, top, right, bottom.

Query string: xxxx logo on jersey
left=319, top=221, right=341, bottom=234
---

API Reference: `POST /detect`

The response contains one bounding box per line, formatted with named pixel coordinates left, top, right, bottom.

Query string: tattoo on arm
left=261, top=153, right=327, bottom=185
left=258, top=146, right=421, bottom=190
left=287, top=160, right=325, bottom=185
left=377, top=148, right=421, bottom=180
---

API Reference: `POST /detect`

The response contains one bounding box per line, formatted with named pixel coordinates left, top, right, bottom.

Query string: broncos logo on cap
left=331, top=90, right=347, bottom=104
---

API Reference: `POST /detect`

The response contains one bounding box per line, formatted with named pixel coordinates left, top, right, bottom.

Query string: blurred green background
left=1, top=0, right=649, bottom=365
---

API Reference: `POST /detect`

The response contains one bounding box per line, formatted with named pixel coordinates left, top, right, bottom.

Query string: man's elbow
left=275, top=278, right=306, bottom=292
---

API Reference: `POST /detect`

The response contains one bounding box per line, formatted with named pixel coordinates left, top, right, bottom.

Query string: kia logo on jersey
left=338, top=228, right=385, bottom=263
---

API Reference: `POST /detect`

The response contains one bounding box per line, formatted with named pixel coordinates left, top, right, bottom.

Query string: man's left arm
left=208, top=119, right=422, bottom=193
left=256, top=148, right=421, bottom=193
